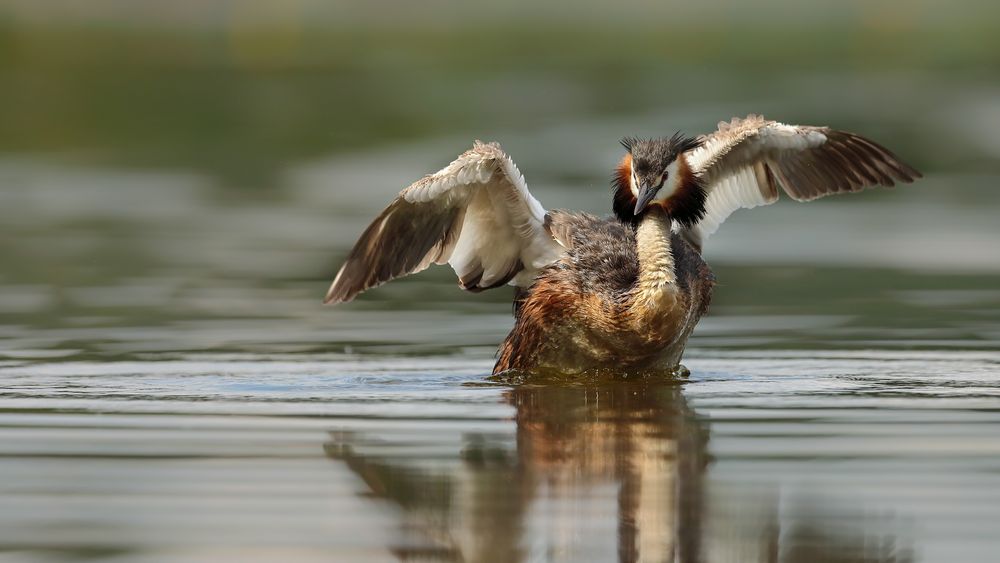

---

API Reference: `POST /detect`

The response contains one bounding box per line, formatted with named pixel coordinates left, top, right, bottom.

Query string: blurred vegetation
left=2, top=12, right=999, bottom=187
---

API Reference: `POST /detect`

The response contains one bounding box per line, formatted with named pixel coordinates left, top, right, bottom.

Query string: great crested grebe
left=325, top=115, right=920, bottom=375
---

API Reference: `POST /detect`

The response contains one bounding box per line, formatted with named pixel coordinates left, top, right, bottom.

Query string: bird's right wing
left=681, top=115, right=921, bottom=250
left=324, top=141, right=565, bottom=304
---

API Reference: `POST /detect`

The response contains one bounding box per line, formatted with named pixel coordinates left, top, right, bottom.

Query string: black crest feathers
left=612, top=132, right=706, bottom=226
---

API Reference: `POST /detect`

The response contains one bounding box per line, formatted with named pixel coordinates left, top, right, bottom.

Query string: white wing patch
left=693, top=164, right=776, bottom=243
left=438, top=146, right=561, bottom=288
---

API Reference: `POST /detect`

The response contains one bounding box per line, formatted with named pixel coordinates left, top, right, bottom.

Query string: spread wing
left=324, top=141, right=564, bottom=304
left=681, top=114, right=921, bottom=250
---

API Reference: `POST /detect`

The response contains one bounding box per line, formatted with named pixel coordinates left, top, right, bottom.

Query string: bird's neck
left=627, top=207, right=690, bottom=341
left=634, top=207, right=677, bottom=295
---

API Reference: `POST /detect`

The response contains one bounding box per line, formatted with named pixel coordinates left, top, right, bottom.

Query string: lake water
left=3, top=36, right=1000, bottom=562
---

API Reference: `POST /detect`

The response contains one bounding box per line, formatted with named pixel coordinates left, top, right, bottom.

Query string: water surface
left=3, top=17, right=1000, bottom=562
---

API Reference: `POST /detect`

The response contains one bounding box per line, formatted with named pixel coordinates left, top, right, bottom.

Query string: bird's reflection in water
left=325, top=375, right=705, bottom=562
left=504, top=376, right=709, bottom=562
left=324, top=375, right=911, bottom=563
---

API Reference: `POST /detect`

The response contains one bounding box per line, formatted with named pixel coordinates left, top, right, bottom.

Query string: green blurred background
left=3, top=1, right=1000, bottom=184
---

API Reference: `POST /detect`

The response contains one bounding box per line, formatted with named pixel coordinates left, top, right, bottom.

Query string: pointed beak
left=633, top=182, right=659, bottom=215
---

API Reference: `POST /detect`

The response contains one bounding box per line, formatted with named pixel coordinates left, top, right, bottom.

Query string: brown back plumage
left=495, top=211, right=714, bottom=374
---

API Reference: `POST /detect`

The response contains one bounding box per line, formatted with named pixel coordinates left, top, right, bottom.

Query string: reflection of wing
left=681, top=114, right=921, bottom=250
left=324, top=141, right=564, bottom=304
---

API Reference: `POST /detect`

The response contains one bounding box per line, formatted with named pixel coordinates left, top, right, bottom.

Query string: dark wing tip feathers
left=324, top=198, right=463, bottom=305
left=841, top=131, right=922, bottom=181
left=824, top=130, right=921, bottom=189
left=769, top=128, right=921, bottom=204
left=323, top=279, right=346, bottom=304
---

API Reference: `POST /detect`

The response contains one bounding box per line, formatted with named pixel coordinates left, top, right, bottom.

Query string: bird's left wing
left=324, top=141, right=564, bottom=304
left=681, top=115, right=921, bottom=250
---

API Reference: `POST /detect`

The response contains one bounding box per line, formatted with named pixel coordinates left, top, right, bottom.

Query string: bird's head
left=612, top=133, right=705, bottom=227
